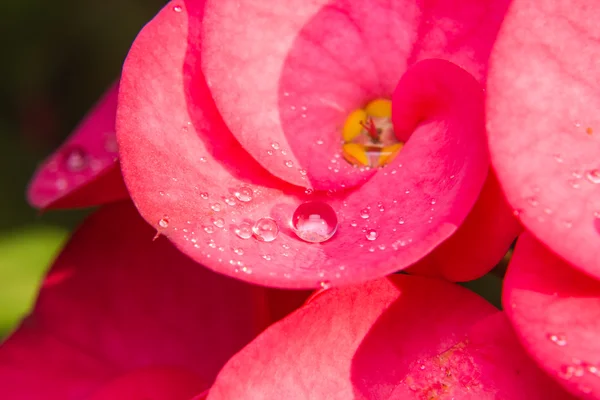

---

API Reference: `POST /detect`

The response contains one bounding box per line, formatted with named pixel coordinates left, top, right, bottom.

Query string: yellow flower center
left=341, top=98, right=403, bottom=168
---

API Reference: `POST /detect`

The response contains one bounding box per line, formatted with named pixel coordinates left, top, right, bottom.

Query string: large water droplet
left=365, top=229, right=378, bottom=241
left=234, top=222, right=253, bottom=239
left=586, top=169, right=600, bottom=184
left=252, top=217, right=279, bottom=242
left=64, top=147, right=88, bottom=172
left=292, top=201, right=338, bottom=243
left=234, top=186, right=253, bottom=202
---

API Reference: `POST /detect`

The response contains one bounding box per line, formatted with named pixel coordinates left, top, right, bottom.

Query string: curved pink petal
left=117, top=3, right=488, bottom=288
left=208, top=275, right=573, bottom=399
left=27, top=82, right=129, bottom=210
left=0, top=202, right=309, bottom=399
left=202, top=0, right=507, bottom=190
left=486, top=0, right=600, bottom=279
left=504, top=232, right=600, bottom=399
left=408, top=172, right=521, bottom=281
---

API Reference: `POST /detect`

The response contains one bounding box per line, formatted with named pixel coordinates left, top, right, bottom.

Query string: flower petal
left=0, top=202, right=309, bottom=398
left=117, top=3, right=487, bottom=288
left=408, top=172, right=521, bottom=281
left=207, top=275, right=572, bottom=399
left=504, top=232, right=600, bottom=399
left=27, top=82, right=129, bottom=209
left=487, top=0, right=600, bottom=278
left=201, top=0, right=507, bottom=190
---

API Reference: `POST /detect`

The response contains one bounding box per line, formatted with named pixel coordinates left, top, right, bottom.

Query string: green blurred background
left=0, top=0, right=165, bottom=337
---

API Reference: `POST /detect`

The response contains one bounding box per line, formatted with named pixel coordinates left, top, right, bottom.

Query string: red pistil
left=360, top=118, right=379, bottom=141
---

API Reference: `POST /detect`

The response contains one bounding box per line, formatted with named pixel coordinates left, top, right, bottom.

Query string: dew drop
left=360, top=208, right=370, bottom=219
left=316, top=139, right=324, bottom=145
left=548, top=333, right=567, bottom=346
left=234, top=248, right=244, bottom=256
left=320, top=281, right=331, bottom=289
left=210, top=203, right=221, bottom=211
left=199, top=157, right=207, bottom=163
left=252, top=217, right=279, bottom=242
left=350, top=220, right=357, bottom=227
left=200, top=192, right=209, bottom=200
left=292, top=201, right=338, bottom=243
left=299, top=169, right=307, bottom=176
left=224, top=197, right=236, bottom=206
left=365, top=229, right=378, bottom=241
left=262, top=254, right=272, bottom=261
left=271, top=142, right=280, bottom=150
left=212, top=217, right=225, bottom=228
left=267, top=150, right=273, bottom=156
left=586, top=169, right=600, bottom=184
left=398, top=218, right=405, bottom=225
left=234, top=186, right=253, bottom=202
left=234, top=222, right=253, bottom=239
left=158, top=217, right=169, bottom=229
left=285, top=160, right=294, bottom=168
left=173, top=5, right=182, bottom=12
left=204, top=225, right=214, bottom=234
left=64, top=147, right=88, bottom=172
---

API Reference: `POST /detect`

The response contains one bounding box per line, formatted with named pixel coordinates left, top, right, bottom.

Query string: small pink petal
left=27, top=82, right=129, bottom=209
left=408, top=171, right=521, bottom=281
left=117, top=3, right=487, bottom=288
left=486, top=0, right=600, bottom=278
left=201, top=0, right=507, bottom=190
left=504, top=232, right=600, bottom=399
left=207, top=275, right=572, bottom=399
left=0, top=202, right=309, bottom=397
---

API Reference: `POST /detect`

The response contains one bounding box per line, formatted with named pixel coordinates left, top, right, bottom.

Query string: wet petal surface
left=27, top=82, right=129, bottom=209
left=487, top=0, right=600, bottom=278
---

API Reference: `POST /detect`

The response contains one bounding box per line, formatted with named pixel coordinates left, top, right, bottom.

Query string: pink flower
left=110, top=0, right=518, bottom=288
left=485, top=0, right=600, bottom=398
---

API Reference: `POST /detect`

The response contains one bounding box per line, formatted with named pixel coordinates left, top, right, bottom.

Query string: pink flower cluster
left=4, top=0, right=599, bottom=398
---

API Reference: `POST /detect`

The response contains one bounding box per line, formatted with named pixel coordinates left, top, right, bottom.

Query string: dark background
left=0, top=0, right=165, bottom=336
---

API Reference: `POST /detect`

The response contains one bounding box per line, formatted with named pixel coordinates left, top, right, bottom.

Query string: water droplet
left=199, top=157, right=207, bottom=163
left=234, top=222, right=253, bottom=239
left=204, top=225, right=214, bottom=234
left=173, top=5, right=182, bottom=12
left=398, top=218, right=405, bottom=225
left=299, top=169, right=307, bottom=176
left=210, top=203, right=221, bottom=212
left=320, top=280, right=331, bottom=289
left=212, top=217, right=225, bottom=228
left=252, top=217, right=279, bottom=242
left=304, top=188, right=314, bottom=195
left=586, top=169, right=600, bottom=184
left=267, top=150, right=273, bottom=156
left=285, top=160, right=294, bottom=168
left=292, top=201, right=338, bottom=243
left=64, top=147, right=88, bottom=171
left=527, top=197, right=539, bottom=207
left=360, top=208, right=370, bottom=219
left=234, top=248, right=244, bottom=256
left=548, top=333, right=567, bottom=346
left=262, top=254, right=272, bottom=261
left=350, top=220, right=357, bottom=227
left=234, top=186, right=253, bottom=202
left=158, top=217, right=169, bottom=228
left=223, top=197, right=236, bottom=206
left=271, top=142, right=280, bottom=150
left=431, top=199, right=436, bottom=205
left=366, top=229, right=378, bottom=241
left=159, top=191, right=165, bottom=196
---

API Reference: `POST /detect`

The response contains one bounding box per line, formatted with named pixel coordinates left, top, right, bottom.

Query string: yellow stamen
left=342, top=143, right=369, bottom=166
left=342, top=109, right=368, bottom=142
left=378, top=143, right=404, bottom=166
left=365, top=99, right=392, bottom=118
